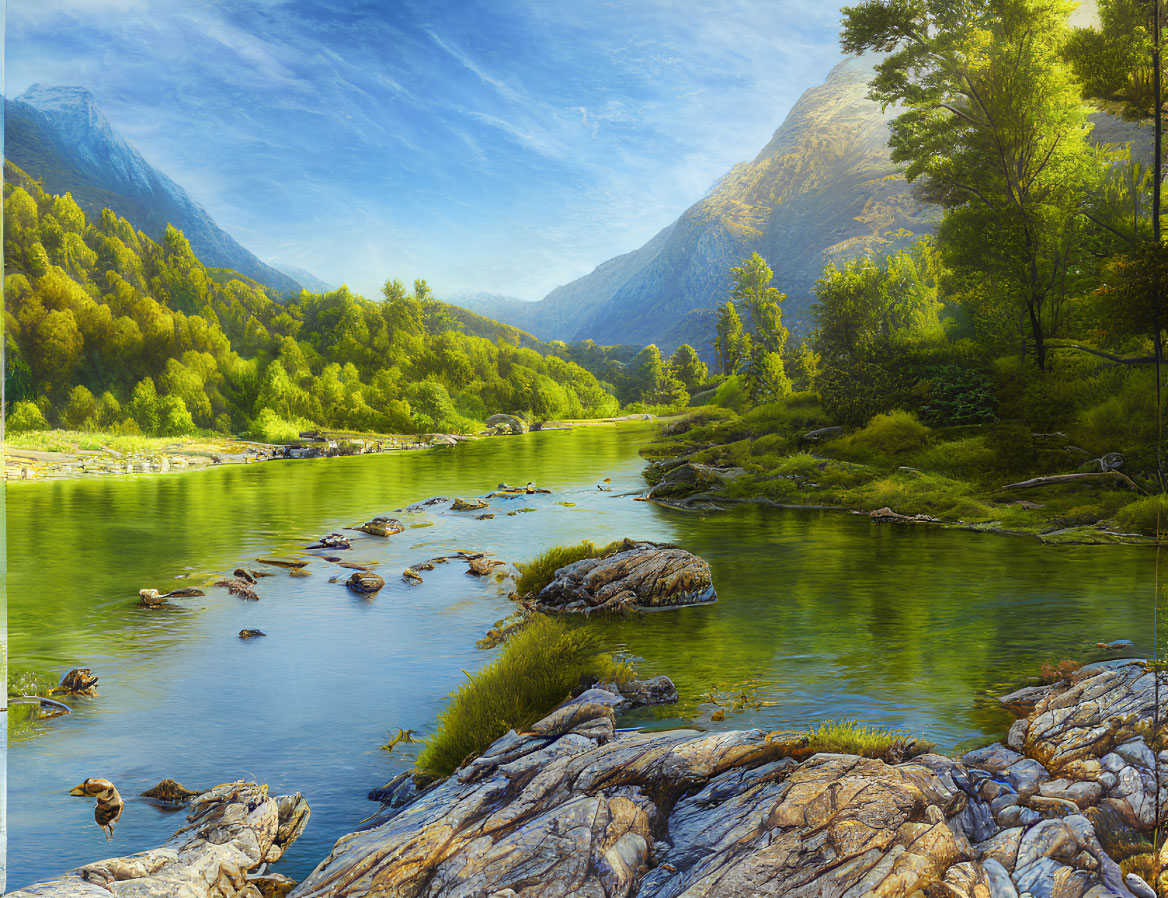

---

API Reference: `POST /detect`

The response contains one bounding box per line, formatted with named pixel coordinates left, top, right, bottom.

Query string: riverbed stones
left=451, top=497, right=489, bottom=511
left=531, top=541, right=716, bottom=614
left=9, top=781, right=310, bottom=898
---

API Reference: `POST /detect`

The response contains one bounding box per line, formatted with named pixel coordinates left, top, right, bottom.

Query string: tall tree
left=714, top=301, right=751, bottom=375
left=842, top=0, right=1092, bottom=370
left=668, top=344, right=708, bottom=391
left=730, top=253, right=789, bottom=355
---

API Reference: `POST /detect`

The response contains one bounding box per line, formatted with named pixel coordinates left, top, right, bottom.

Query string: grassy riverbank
left=641, top=394, right=1163, bottom=545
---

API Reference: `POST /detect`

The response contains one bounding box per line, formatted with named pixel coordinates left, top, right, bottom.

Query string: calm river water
left=4, top=422, right=1160, bottom=888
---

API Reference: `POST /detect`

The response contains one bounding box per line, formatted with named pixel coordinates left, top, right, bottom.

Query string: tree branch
left=1046, top=343, right=1157, bottom=365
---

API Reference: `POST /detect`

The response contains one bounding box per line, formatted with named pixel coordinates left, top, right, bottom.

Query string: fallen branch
left=999, top=472, right=1146, bottom=494
left=1045, top=343, right=1156, bottom=366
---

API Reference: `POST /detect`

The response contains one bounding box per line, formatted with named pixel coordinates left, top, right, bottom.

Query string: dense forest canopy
left=1, top=163, right=636, bottom=439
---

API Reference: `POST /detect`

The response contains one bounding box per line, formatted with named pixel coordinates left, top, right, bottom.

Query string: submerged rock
left=140, top=778, right=204, bottom=806
left=10, top=781, right=309, bottom=898
left=215, top=578, right=259, bottom=600
left=532, top=541, right=716, bottom=614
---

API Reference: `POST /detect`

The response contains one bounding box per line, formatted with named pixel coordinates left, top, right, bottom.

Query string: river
left=4, top=422, right=1160, bottom=888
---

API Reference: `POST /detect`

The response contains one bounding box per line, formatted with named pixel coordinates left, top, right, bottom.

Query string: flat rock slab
left=10, top=781, right=309, bottom=898
left=533, top=541, right=716, bottom=614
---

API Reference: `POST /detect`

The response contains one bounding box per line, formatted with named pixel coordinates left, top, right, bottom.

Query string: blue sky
left=7, top=0, right=846, bottom=300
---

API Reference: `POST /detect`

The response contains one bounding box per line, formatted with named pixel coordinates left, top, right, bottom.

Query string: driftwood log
left=999, top=471, right=1145, bottom=494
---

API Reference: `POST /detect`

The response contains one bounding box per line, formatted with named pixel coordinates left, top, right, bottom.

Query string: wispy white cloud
left=7, top=0, right=849, bottom=300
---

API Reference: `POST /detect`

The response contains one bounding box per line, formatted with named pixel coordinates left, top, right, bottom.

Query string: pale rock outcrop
left=10, top=781, right=309, bottom=898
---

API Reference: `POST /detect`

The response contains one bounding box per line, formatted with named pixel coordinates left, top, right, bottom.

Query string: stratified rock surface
left=532, top=541, right=716, bottom=614
left=293, top=662, right=1164, bottom=898
left=10, top=781, right=309, bottom=897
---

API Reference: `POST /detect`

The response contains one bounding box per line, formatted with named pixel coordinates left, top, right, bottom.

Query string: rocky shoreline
left=17, top=661, right=1166, bottom=897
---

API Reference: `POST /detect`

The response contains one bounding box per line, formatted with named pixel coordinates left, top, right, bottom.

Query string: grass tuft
left=415, top=616, right=630, bottom=778
left=767, top=719, right=935, bottom=764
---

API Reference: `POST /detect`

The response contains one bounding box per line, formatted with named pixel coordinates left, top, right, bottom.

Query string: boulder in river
left=10, top=781, right=309, bottom=898
left=354, top=517, right=405, bottom=537
left=346, top=571, right=386, bottom=594
left=531, top=541, right=716, bottom=614
left=646, top=461, right=728, bottom=500
left=451, top=497, right=488, bottom=511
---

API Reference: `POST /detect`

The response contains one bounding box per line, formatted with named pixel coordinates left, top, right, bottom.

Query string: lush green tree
left=62, top=385, right=97, bottom=430
left=742, top=348, right=792, bottom=405
left=730, top=253, right=789, bottom=355
left=7, top=399, right=49, bottom=433
left=668, top=344, right=708, bottom=391
left=714, top=302, right=751, bottom=375
left=842, top=0, right=1093, bottom=369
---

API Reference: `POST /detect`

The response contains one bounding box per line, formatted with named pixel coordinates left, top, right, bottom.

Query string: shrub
left=250, top=408, right=316, bottom=443
left=918, top=365, right=998, bottom=426
left=515, top=539, right=634, bottom=597
left=7, top=399, right=49, bottom=433
left=840, top=410, right=930, bottom=458
left=711, top=375, right=749, bottom=412
left=1115, top=494, right=1168, bottom=536
left=983, top=423, right=1036, bottom=473
left=61, top=385, right=97, bottom=430
left=415, top=616, right=629, bottom=777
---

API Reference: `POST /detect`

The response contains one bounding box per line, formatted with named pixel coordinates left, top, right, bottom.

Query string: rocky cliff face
left=5, top=85, right=303, bottom=295
left=469, top=56, right=939, bottom=353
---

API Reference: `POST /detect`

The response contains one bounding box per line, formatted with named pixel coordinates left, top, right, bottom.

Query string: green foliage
left=250, top=408, right=318, bottom=443
left=1065, top=0, right=1159, bottom=114
left=415, top=616, right=627, bottom=778
left=515, top=539, right=634, bottom=597
left=668, top=344, right=708, bottom=391
left=730, top=252, right=789, bottom=355
left=7, top=399, right=49, bottom=433
left=836, top=410, right=931, bottom=458
left=843, top=0, right=1093, bottom=370
left=742, top=348, right=791, bottom=406
left=711, top=374, right=750, bottom=412
left=1115, top=494, right=1168, bottom=536
left=2, top=164, right=620, bottom=438
left=714, top=301, right=751, bottom=376
left=918, top=365, right=998, bottom=426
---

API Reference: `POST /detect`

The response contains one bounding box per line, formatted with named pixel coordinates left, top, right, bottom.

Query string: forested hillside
left=1, top=163, right=622, bottom=440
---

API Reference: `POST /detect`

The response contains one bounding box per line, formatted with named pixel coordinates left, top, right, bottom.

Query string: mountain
left=483, top=56, right=940, bottom=354
left=4, top=84, right=303, bottom=295
left=274, top=263, right=334, bottom=293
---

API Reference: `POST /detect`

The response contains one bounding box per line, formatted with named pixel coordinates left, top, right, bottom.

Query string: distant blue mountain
left=5, top=84, right=303, bottom=294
